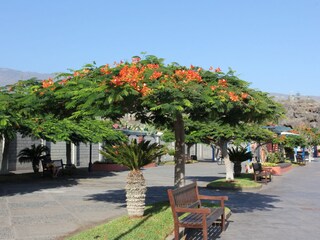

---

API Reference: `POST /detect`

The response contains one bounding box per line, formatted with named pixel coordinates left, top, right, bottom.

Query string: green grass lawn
left=66, top=202, right=231, bottom=240
left=67, top=202, right=174, bottom=240
left=207, top=173, right=261, bottom=190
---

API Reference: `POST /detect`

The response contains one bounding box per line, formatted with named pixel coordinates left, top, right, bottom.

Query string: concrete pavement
left=0, top=159, right=320, bottom=239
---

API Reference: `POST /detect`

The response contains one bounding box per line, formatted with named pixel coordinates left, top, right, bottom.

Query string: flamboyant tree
left=52, top=55, right=283, bottom=186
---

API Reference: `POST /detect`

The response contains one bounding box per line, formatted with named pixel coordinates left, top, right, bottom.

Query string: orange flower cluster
left=139, top=83, right=151, bottom=96
left=228, top=91, right=239, bottom=102
left=147, top=64, right=159, bottom=69
left=100, top=64, right=111, bottom=74
left=149, top=71, right=162, bottom=80
left=209, top=66, right=222, bottom=72
left=42, top=78, right=54, bottom=88
left=174, top=69, right=202, bottom=83
left=210, top=86, right=217, bottom=91
left=110, top=64, right=152, bottom=96
left=241, top=92, right=249, bottom=99
left=111, top=65, right=146, bottom=86
left=218, top=79, right=227, bottom=87
left=58, top=79, right=68, bottom=85
left=73, top=68, right=90, bottom=77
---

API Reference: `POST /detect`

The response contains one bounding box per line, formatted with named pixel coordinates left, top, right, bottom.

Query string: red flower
left=241, top=92, right=249, bottom=99
left=215, top=67, right=221, bottom=72
left=210, top=86, right=217, bottom=91
left=101, top=64, right=111, bottom=74
left=149, top=71, right=162, bottom=80
left=42, top=78, right=54, bottom=88
left=218, top=79, right=227, bottom=87
left=228, top=91, right=239, bottom=102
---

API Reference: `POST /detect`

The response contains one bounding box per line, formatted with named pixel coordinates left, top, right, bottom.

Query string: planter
left=142, top=162, right=158, bottom=169
left=263, top=163, right=292, bottom=176
left=92, top=163, right=129, bottom=172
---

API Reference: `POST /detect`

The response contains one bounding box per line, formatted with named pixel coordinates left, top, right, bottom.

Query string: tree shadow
left=186, top=175, right=221, bottom=184
left=0, top=167, right=118, bottom=196
left=199, top=186, right=281, bottom=213
left=85, top=186, right=172, bottom=207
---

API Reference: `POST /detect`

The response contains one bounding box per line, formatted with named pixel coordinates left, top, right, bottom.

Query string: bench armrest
left=175, top=207, right=211, bottom=214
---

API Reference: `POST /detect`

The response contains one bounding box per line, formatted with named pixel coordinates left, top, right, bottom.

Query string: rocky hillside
left=271, top=94, right=320, bottom=128
left=0, top=68, right=53, bottom=86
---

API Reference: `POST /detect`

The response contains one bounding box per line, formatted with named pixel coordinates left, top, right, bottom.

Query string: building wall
left=0, top=134, right=214, bottom=174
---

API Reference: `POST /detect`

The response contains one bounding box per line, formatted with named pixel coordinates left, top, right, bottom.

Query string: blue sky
left=0, top=0, right=319, bottom=96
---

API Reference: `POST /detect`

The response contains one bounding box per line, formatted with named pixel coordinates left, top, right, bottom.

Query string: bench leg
left=174, top=225, right=179, bottom=240
left=202, top=227, right=208, bottom=240
left=221, top=213, right=225, bottom=231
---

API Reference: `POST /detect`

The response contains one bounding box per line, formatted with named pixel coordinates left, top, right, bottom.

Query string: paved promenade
left=1, top=159, right=320, bottom=240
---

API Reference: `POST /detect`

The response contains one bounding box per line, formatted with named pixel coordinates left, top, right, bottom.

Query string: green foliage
left=100, top=139, right=166, bottom=170
left=227, top=146, right=252, bottom=163
left=17, top=144, right=49, bottom=172
left=266, top=152, right=283, bottom=163
left=17, top=144, right=49, bottom=163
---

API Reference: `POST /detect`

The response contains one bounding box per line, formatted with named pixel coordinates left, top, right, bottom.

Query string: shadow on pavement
left=0, top=167, right=119, bottom=196
left=84, top=186, right=173, bottom=207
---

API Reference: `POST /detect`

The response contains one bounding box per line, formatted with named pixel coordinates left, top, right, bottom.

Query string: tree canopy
left=1, top=54, right=285, bottom=185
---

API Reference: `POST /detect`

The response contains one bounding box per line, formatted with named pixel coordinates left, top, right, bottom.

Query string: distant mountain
left=269, top=92, right=320, bottom=102
left=0, top=68, right=53, bottom=86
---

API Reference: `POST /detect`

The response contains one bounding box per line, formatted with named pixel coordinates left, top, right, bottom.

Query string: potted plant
left=17, top=144, right=50, bottom=173
left=228, top=146, right=252, bottom=177
left=100, top=139, right=166, bottom=217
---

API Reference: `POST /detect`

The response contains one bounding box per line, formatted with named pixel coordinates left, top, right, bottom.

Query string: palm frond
left=100, top=139, right=166, bottom=170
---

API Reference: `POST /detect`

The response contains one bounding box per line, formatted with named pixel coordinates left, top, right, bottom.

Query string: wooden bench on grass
left=167, top=182, right=229, bottom=240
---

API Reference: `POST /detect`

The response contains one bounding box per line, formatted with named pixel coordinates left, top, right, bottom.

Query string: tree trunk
left=174, top=113, right=186, bottom=188
left=66, top=142, right=72, bottom=165
left=1, top=136, right=10, bottom=173
left=219, top=139, right=234, bottom=180
left=186, top=143, right=192, bottom=160
left=126, top=170, right=147, bottom=217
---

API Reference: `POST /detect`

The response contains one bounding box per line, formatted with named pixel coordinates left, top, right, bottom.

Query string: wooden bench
left=296, top=154, right=306, bottom=165
left=167, top=182, right=228, bottom=240
left=252, top=162, right=272, bottom=183
left=41, top=159, right=64, bottom=177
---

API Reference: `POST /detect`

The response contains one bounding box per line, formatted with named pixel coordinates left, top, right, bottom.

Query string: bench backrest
left=252, top=162, right=263, bottom=173
left=168, top=182, right=201, bottom=218
left=52, top=159, right=63, bottom=168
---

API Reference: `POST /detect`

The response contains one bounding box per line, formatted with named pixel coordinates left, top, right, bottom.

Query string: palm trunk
left=126, top=170, right=147, bottom=217
left=174, top=112, right=185, bottom=188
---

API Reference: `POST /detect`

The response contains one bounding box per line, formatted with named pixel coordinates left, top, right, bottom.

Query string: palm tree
left=100, top=139, right=166, bottom=217
left=17, top=144, right=50, bottom=173
left=228, top=146, right=252, bottom=177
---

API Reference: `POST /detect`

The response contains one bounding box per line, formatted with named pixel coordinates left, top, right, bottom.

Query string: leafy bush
left=266, top=152, right=283, bottom=163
